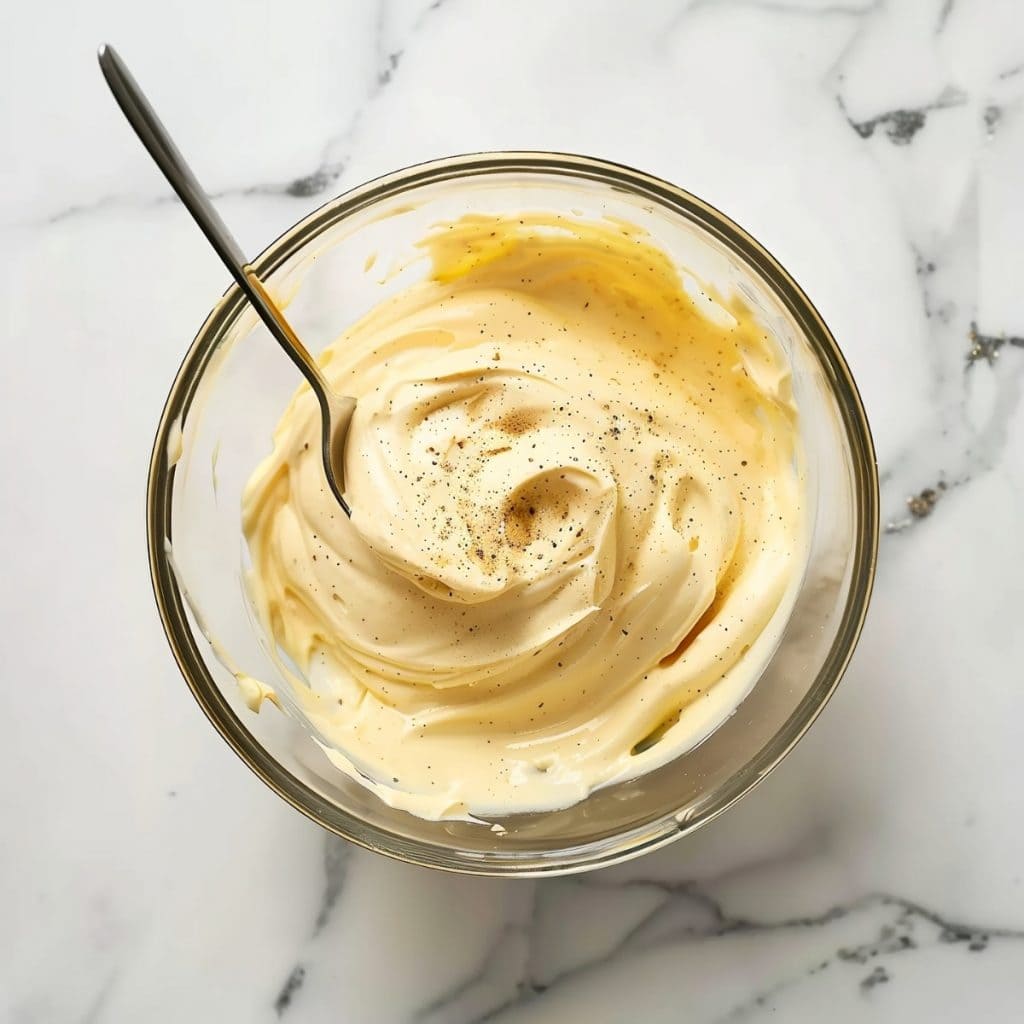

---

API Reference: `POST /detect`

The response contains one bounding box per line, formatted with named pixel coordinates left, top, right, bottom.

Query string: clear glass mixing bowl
left=147, top=152, right=878, bottom=876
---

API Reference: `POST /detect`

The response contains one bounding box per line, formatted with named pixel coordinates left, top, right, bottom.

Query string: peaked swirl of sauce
left=242, top=214, right=804, bottom=820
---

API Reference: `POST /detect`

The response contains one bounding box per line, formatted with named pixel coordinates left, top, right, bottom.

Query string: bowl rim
left=147, top=150, right=879, bottom=876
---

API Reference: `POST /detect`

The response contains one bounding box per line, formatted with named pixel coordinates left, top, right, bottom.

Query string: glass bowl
left=147, top=152, right=878, bottom=876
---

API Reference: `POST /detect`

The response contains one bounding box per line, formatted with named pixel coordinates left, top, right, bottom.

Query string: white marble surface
left=3, top=0, right=1024, bottom=1020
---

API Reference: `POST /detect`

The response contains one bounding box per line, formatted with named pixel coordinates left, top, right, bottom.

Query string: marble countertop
left=4, top=0, right=1023, bottom=1020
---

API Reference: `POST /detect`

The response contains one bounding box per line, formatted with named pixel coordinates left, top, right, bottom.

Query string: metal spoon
left=98, top=43, right=355, bottom=516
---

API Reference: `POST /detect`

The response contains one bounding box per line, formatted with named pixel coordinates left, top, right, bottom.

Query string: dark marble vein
left=884, top=480, right=954, bottom=534
left=837, top=88, right=965, bottom=146
left=983, top=104, right=1002, bottom=136
left=268, top=835, right=350, bottom=1017
left=274, top=964, right=306, bottom=1017
left=461, top=880, right=1024, bottom=1024
left=877, top=177, right=1023, bottom=539
left=415, top=921, right=535, bottom=1023
left=36, top=177, right=302, bottom=229
left=860, top=964, right=890, bottom=991
left=22, top=1, right=456, bottom=229
left=616, top=877, right=853, bottom=941
left=277, top=0, right=453, bottom=201
left=849, top=106, right=927, bottom=144
left=446, top=840, right=828, bottom=1021
left=966, top=323, right=1024, bottom=368
left=707, top=892, right=1023, bottom=1019
left=413, top=883, right=541, bottom=1024
left=313, top=835, right=351, bottom=936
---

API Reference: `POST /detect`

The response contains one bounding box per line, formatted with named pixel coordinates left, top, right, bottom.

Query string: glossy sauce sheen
left=241, top=214, right=805, bottom=820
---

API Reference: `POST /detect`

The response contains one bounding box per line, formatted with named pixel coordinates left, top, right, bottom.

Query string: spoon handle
left=97, top=44, right=328, bottom=396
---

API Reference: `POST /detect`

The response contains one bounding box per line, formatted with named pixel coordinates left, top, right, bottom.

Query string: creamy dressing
left=241, top=214, right=805, bottom=820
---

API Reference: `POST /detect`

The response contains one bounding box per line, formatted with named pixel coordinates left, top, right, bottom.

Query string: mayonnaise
left=242, top=213, right=804, bottom=820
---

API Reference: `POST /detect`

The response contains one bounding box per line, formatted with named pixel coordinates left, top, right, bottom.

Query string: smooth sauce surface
left=242, top=214, right=804, bottom=819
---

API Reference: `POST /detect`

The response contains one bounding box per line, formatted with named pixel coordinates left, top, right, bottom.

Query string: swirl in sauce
left=242, top=214, right=804, bottom=819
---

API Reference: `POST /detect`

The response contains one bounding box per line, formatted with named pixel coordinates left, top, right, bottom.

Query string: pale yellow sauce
left=242, top=214, right=804, bottom=820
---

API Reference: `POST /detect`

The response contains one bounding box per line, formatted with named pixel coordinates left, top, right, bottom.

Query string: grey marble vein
left=266, top=835, right=352, bottom=1018
left=448, top=881, right=1024, bottom=1024
left=691, top=0, right=876, bottom=18
left=849, top=106, right=928, bottom=144
left=859, top=964, right=889, bottom=991
left=416, top=920, right=535, bottom=1024
left=30, top=178, right=299, bottom=230
left=274, top=964, right=306, bottom=1017
left=838, top=88, right=966, bottom=146
left=78, top=973, right=117, bottom=1024
left=984, top=104, right=1003, bottom=136
left=966, top=324, right=1024, bottom=368
left=665, top=0, right=877, bottom=52
left=883, top=480, right=954, bottom=534
left=313, top=835, right=351, bottom=936
left=935, top=0, right=955, bottom=35
left=40, top=190, right=178, bottom=227
left=254, top=0, right=454, bottom=203
left=709, top=891, right=1024, bottom=1021
left=867, top=154, right=1023, bottom=537
left=16, top=0, right=456, bottom=231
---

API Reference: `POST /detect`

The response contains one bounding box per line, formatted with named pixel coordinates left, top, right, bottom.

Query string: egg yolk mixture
left=241, top=213, right=804, bottom=820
